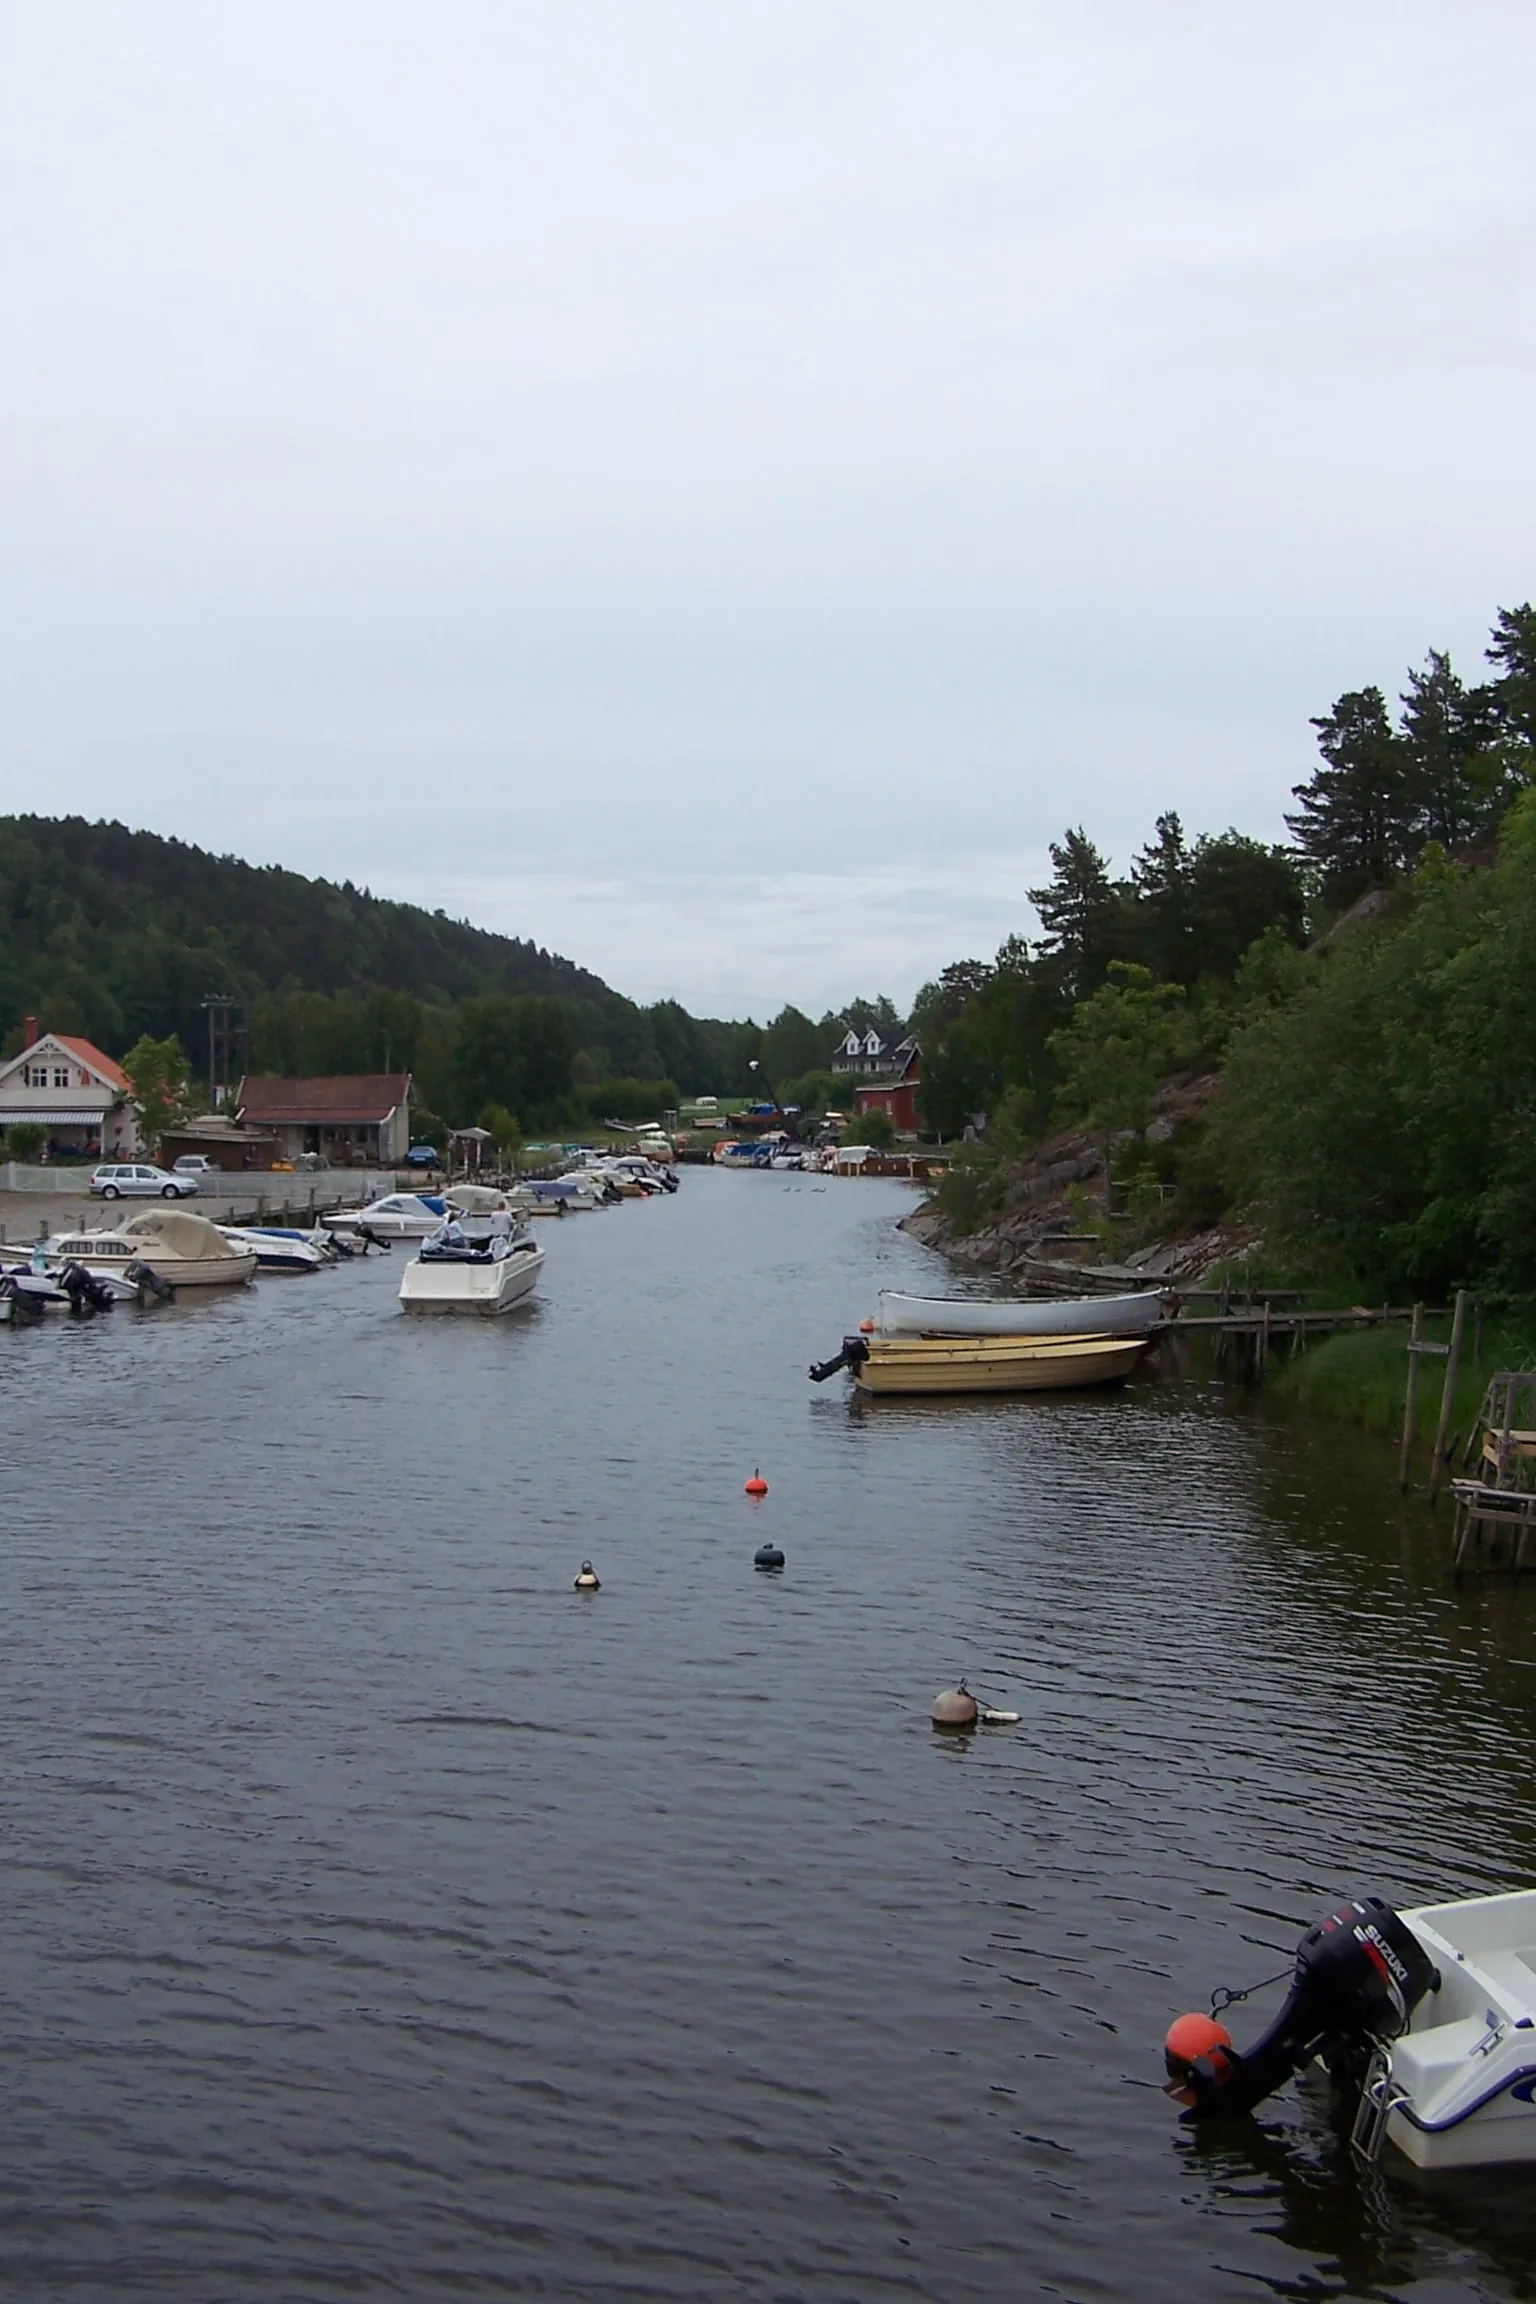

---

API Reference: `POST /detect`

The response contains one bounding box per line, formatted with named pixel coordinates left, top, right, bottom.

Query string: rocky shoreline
left=899, top=1077, right=1259, bottom=1292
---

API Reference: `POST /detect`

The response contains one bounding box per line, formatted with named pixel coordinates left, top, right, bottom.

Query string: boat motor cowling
left=1166, top=1896, right=1439, bottom=2119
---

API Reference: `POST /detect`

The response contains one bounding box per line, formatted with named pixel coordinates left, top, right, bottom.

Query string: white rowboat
left=877, top=1288, right=1166, bottom=1339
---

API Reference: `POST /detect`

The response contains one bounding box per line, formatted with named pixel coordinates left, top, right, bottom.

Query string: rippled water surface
left=4, top=1170, right=1536, bottom=2302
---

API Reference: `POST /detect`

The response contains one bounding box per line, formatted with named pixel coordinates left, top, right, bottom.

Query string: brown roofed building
left=236, top=1074, right=413, bottom=1167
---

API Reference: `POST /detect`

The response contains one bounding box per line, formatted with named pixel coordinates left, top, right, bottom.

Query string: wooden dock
left=1167, top=1300, right=1432, bottom=1382
left=1450, top=1373, right=1536, bottom=1577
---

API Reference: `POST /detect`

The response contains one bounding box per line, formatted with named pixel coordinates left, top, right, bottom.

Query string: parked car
left=403, top=1144, right=442, bottom=1168
left=173, top=1154, right=218, bottom=1176
left=90, top=1162, right=200, bottom=1200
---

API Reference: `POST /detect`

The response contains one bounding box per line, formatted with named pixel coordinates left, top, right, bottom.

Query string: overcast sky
left=4, top=2, right=1533, bottom=1019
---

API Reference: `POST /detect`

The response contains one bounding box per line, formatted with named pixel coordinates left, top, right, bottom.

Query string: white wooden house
left=0, top=1019, right=140, bottom=1157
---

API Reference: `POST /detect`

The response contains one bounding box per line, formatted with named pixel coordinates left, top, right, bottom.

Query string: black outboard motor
left=809, top=1334, right=871, bottom=1384
left=57, top=1260, right=116, bottom=1315
left=126, top=1259, right=175, bottom=1303
left=1166, top=1896, right=1439, bottom=2118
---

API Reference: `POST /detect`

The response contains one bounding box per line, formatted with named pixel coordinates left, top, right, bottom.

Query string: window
left=53, top=1067, right=69, bottom=1088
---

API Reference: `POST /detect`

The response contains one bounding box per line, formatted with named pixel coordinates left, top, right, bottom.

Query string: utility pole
left=201, top=993, right=238, bottom=1108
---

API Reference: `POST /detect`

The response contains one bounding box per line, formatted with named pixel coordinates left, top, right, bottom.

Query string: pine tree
left=1487, top=604, right=1536, bottom=753
left=1131, top=811, right=1196, bottom=982
left=1029, top=829, right=1127, bottom=995
left=1285, top=687, right=1414, bottom=908
left=1399, top=649, right=1498, bottom=850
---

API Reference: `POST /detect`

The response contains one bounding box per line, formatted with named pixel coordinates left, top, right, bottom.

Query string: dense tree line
left=922, top=601, right=1536, bottom=1295
left=0, top=814, right=896, bottom=1129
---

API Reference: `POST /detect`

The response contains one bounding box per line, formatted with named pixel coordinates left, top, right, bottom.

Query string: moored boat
left=877, top=1287, right=1167, bottom=1339
left=40, top=1213, right=256, bottom=1289
left=1167, top=1888, right=1536, bottom=2171
left=324, top=1192, right=446, bottom=1240
left=220, top=1225, right=326, bottom=1274
left=811, top=1329, right=1149, bottom=1395
left=116, top=1209, right=258, bottom=1286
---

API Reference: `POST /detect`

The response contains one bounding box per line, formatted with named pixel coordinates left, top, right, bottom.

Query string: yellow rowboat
left=851, top=1330, right=1149, bottom=1396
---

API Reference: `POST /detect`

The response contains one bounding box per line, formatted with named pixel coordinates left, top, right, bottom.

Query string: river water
left=3, top=1170, right=1536, bottom=2302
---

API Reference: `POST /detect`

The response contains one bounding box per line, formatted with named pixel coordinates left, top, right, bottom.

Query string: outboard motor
left=1165, top=1895, right=1439, bottom=2119
left=57, top=1260, right=116, bottom=1315
left=125, top=1259, right=175, bottom=1304
left=809, top=1334, right=870, bottom=1384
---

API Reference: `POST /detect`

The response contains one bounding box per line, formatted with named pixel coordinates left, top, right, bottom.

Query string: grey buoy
left=753, top=1543, right=785, bottom=1572
left=574, top=1561, right=601, bottom=1590
left=931, top=1682, right=979, bottom=1730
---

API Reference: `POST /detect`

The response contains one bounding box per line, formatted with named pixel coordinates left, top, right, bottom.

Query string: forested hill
left=0, top=815, right=613, bottom=1053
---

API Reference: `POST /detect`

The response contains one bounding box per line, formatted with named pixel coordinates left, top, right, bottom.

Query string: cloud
left=4, top=0, right=1533, bottom=1013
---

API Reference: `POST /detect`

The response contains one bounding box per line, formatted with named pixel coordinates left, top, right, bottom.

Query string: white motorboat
left=220, top=1225, right=326, bottom=1274
left=41, top=1215, right=256, bottom=1289
left=115, top=1209, right=257, bottom=1286
left=876, top=1287, right=1167, bottom=1339
left=0, top=1261, right=126, bottom=1318
left=325, top=1192, right=447, bottom=1240
left=1167, top=1888, right=1536, bottom=2170
left=7, top=1239, right=142, bottom=1301
left=444, top=1182, right=535, bottom=1219
left=532, top=1175, right=611, bottom=1213
left=398, top=1219, right=545, bottom=1316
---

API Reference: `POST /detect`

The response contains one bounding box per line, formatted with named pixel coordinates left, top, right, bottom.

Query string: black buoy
left=574, top=1560, right=600, bottom=1590
left=754, top=1542, right=785, bottom=1572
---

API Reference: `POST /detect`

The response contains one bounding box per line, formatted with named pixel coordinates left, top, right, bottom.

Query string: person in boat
left=489, top=1204, right=513, bottom=1250
left=434, top=1210, right=467, bottom=1249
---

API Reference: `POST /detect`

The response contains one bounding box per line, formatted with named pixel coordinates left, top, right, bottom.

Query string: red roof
left=53, top=1035, right=131, bottom=1093
left=237, top=1073, right=411, bottom=1125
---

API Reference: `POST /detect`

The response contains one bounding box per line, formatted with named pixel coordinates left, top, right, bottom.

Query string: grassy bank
left=1269, top=1308, right=1536, bottom=1447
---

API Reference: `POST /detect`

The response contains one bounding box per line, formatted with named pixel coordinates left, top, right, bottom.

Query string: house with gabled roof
left=236, top=1073, right=413, bottom=1167
left=851, top=1038, right=923, bottom=1134
left=0, top=1015, right=141, bottom=1157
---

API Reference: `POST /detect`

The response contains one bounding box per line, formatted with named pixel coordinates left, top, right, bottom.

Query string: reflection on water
left=1, top=1169, right=1534, bottom=2301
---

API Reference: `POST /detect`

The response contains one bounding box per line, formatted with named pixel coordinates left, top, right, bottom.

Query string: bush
left=858, top=1109, right=896, bottom=1150
left=5, top=1121, right=45, bottom=1161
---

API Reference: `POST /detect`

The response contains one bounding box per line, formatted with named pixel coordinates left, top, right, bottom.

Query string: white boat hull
left=1378, top=1893, right=1536, bottom=2168
left=877, top=1288, right=1166, bottom=1339
left=398, top=1242, right=545, bottom=1315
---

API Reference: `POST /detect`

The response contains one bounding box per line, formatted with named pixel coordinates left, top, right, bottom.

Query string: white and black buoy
left=931, top=1682, right=979, bottom=1730
left=754, top=1542, right=785, bottom=1572
left=574, top=1560, right=601, bottom=1590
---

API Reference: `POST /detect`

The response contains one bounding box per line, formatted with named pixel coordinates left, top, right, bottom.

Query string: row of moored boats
left=0, top=1152, right=679, bottom=1323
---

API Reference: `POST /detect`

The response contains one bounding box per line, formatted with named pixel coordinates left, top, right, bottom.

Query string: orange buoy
left=1163, top=2012, right=1234, bottom=2090
left=744, top=1470, right=769, bottom=1497
left=858, top=1318, right=874, bottom=1334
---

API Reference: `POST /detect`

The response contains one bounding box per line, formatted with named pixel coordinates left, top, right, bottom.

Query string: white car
left=173, top=1154, right=219, bottom=1176
left=90, top=1162, right=200, bottom=1200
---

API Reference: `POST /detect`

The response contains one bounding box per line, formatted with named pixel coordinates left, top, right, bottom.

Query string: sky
left=4, top=2, right=1533, bottom=1021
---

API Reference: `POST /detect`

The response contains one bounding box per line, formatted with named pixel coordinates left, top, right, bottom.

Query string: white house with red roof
left=0, top=1015, right=141, bottom=1157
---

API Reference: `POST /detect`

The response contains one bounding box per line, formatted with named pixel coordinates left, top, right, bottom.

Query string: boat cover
left=118, top=1209, right=247, bottom=1261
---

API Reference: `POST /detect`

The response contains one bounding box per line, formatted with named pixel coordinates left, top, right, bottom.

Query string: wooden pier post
left=1399, top=1304, right=1423, bottom=1490
left=1428, top=1290, right=1467, bottom=1504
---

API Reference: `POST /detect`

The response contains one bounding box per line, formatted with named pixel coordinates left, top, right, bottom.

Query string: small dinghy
left=1167, top=1889, right=1536, bottom=2170
left=876, top=1288, right=1168, bottom=1339
left=810, top=1329, right=1149, bottom=1395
